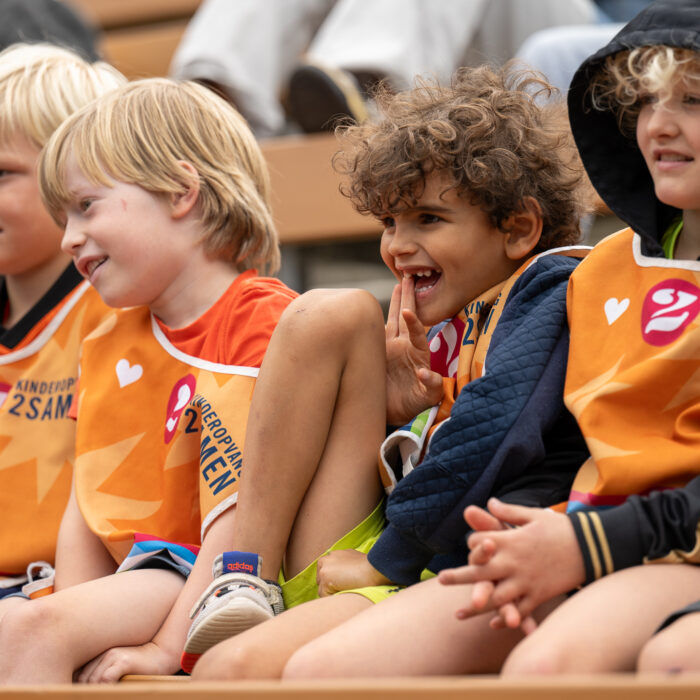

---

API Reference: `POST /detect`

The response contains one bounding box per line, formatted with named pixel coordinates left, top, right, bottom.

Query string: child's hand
left=75, top=641, right=179, bottom=683
left=439, top=499, right=585, bottom=629
left=437, top=503, right=504, bottom=619
left=385, top=277, right=444, bottom=425
left=316, top=549, right=392, bottom=596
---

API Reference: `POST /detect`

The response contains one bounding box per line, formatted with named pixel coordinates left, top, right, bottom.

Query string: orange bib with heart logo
left=565, top=228, right=700, bottom=513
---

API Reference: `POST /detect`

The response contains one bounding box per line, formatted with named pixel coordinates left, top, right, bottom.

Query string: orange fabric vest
left=0, top=282, right=109, bottom=576
left=74, top=307, right=260, bottom=564
left=566, top=228, right=700, bottom=512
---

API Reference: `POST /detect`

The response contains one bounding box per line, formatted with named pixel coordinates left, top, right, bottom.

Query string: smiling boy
left=378, top=173, right=534, bottom=328
left=62, top=159, right=236, bottom=325
left=185, top=64, right=591, bottom=679
left=0, top=78, right=296, bottom=684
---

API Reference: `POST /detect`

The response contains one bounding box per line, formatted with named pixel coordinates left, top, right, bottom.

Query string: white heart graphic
left=604, top=297, right=629, bottom=325
left=116, top=358, right=143, bottom=388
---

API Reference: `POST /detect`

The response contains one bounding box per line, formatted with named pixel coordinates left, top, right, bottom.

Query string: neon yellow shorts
left=339, top=566, right=437, bottom=604
left=279, top=500, right=386, bottom=609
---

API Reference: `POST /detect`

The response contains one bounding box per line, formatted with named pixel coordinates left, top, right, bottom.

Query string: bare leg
left=638, top=609, right=700, bottom=673
left=503, top=564, right=700, bottom=675
left=233, top=288, right=386, bottom=579
left=0, top=568, right=183, bottom=684
left=0, top=596, right=27, bottom=625
left=192, top=592, right=371, bottom=680
left=283, top=576, right=559, bottom=678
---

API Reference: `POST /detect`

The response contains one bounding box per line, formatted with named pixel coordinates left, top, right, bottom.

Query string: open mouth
left=85, top=257, right=107, bottom=278
left=413, top=269, right=441, bottom=293
left=657, top=153, right=692, bottom=163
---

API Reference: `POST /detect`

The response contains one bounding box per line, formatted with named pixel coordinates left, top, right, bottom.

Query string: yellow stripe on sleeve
left=588, top=511, right=614, bottom=576
left=576, top=512, right=602, bottom=580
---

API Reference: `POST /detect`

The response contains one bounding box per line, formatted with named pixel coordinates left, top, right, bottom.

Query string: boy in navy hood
left=439, top=0, right=700, bottom=675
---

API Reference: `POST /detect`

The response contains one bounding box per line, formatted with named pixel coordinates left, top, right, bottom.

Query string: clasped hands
left=438, top=498, right=585, bottom=634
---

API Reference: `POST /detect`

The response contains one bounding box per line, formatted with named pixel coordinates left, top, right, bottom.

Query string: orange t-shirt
left=73, top=271, right=296, bottom=564
left=157, top=270, right=296, bottom=364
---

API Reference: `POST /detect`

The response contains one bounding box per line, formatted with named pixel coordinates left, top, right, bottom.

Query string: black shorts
left=656, top=599, right=700, bottom=634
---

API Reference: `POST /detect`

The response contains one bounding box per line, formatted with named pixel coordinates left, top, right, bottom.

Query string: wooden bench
left=3, top=674, right=700, bottom=698
left=65, top=0, right=202, bottom=80
left=261, top=133, right=383, bottom=290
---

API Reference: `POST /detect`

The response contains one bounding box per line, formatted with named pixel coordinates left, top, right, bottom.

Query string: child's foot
left=181, top=551, right=284, bottom=673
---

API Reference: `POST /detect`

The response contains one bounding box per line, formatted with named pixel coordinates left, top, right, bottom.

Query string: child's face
left=0, top=134, right=67, bottom=277
left=636, top=78, right=700, bottom=212
left=61, top=155, right=199, bottom=313
left=379, top=173, right=517, bottom=326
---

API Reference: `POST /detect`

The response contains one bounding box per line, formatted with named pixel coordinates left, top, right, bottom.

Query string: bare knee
left=502, top=635, right=574, bottom=676
left=637, top=634, right=683, bottom=673
left=637, top=619, right=700, bottom=674
left=192, top=637, right=277, bottom=681
left=283, top=642, right=335, bottom=680
left=0, top=599, right=62, bottom=656
left=278, top=288, right=384, bottom=347
left=0, top=596, right=28, bottom=627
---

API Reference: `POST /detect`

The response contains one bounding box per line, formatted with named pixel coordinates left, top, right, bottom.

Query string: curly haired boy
left=187, top=63, right=590, bottom=679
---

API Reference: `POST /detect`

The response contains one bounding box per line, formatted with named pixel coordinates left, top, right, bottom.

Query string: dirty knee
left=277, top=288, right=383, bottom=346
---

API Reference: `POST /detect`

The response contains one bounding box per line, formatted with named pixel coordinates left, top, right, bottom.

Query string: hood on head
left=567, top=0, right=700, bottom=254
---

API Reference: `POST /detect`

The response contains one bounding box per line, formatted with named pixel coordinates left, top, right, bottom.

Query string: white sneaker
left=181, top=551, right=284, bottom=673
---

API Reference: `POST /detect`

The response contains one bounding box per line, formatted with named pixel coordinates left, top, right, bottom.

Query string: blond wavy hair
left=0, top=43, right=125, bottom=149
left=39, top=78, right=280, bottom=274
left=590, top=45, right=700, bottom=136
left=334, top=63, right=584, bottom=252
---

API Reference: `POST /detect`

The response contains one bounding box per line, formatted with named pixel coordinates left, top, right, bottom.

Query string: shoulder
left=216, top=272, right=297, bottom=367
left=235, top=273, right=298, bottom=308
left=505, top=250, right=586, bottom=310
left=521, top=249, right=588, bottom=281
left=225, top=272, right=297, bottom=327
left=82, top=306, right=146, bottom=345
left=572, top=228, right=635, bottom=273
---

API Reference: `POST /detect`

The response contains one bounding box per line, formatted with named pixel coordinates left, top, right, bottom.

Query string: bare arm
left=76, top=506, right=237, bottom=681
left=54, top=477, right=116, bottom=592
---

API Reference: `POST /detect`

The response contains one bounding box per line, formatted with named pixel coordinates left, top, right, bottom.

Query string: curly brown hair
left=334, top=63, right=584, bottom=252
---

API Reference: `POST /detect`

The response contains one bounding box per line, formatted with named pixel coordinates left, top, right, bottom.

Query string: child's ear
left=502, top=197, right=543, bottom=260
left=170, top=161, right=200, bottom=219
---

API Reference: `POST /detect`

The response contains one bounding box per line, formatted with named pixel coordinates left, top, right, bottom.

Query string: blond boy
left=0, top=78, right=296, bottom=683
